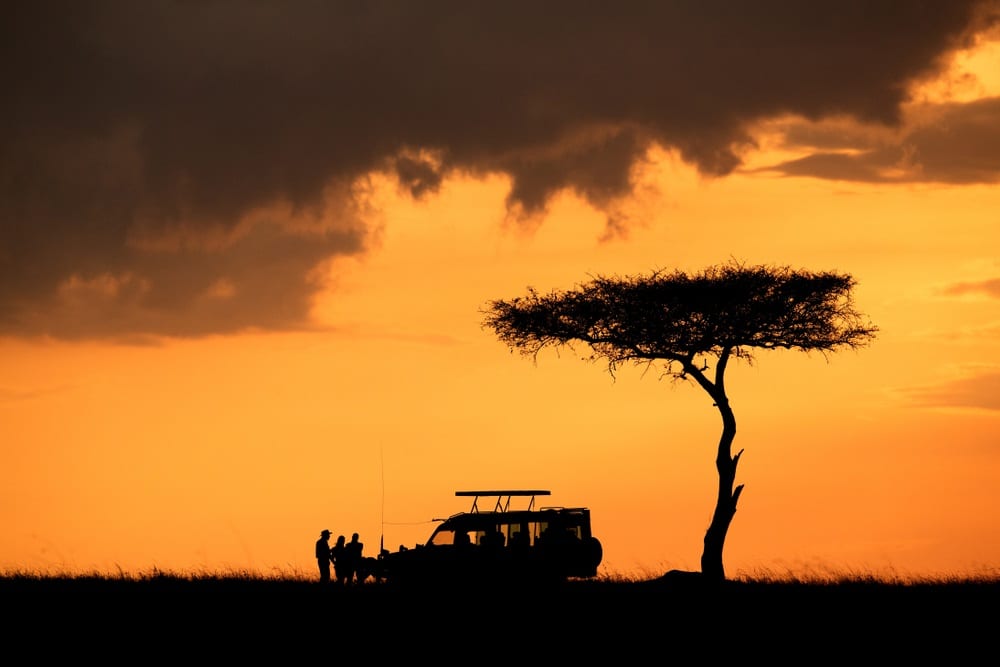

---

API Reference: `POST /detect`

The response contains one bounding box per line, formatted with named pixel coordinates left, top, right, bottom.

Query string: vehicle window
left=477, top=526, right=505, bottom=548
left=534, top=521, right=549, bottom=542
left=429, top=529, right=457, bottom=546
left=508, top=530, right=530, bottom=551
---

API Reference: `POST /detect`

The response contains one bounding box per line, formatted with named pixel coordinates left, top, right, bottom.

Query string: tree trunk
left=700, top=398, right=743, bottom=582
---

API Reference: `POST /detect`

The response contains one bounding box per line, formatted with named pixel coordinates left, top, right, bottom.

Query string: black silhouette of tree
left=481, top=260, right=878, bottom=582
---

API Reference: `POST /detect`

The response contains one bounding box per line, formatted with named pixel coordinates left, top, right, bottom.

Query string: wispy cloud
left=755, top=97, right=1000, bottom=184
left=941, top=277, right=1000, bottom=298
left=897, top=369, right=1000, bottom=411
left=0, top=384, right=75, bottom=403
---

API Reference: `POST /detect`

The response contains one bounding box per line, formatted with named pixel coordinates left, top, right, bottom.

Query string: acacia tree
left=481, top=261, right=878, bottom=582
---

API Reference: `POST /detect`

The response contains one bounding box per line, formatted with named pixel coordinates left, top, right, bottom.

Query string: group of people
left=315, top=529, right=366, bottom=584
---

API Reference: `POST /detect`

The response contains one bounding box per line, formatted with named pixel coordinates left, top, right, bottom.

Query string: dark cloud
left=757, top=97, right=1000, bottom=183
left=900, top=370, right=1000, bottom=412
left=2, top=1, right=997, bottom=340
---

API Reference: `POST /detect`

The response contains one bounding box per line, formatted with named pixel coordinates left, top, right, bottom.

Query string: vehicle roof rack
left=455, top=489, right=551, bottom=513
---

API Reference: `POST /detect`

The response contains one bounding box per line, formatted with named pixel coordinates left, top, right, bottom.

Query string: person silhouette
left=331, top=534, right=349, bottom=585
left=345, top=532, right=364, bottom=584
left=315, top=529, right=332, bottom=583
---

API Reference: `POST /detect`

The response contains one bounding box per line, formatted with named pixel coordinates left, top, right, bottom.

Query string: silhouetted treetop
left=482, top=260, right=878, bottom=582
left=482, top=261, right=878, bottom=376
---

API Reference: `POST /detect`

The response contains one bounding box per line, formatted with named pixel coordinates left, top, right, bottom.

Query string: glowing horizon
left=3, top=3, right=999, bottom=582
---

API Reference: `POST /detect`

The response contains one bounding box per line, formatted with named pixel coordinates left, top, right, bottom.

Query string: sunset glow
left=3, top=2, right=999, bottom=581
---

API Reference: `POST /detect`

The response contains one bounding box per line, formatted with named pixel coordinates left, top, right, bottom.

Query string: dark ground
left=5, top=573, right=996, bottom=661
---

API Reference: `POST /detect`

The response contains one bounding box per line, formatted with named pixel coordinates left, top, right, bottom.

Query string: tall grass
left=3, top=563, right=998, bottom=586
left=5, top=561, right=997, bottom=661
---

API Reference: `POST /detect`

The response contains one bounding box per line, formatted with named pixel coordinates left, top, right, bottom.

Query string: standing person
left=315, top=529, right=332, bottom=583
left=331, top=534, right=349, bottom=585
left=346, top=532, right=364, bottom=584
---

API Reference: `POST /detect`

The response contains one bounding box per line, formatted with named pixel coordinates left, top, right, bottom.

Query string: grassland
left=5, top=568, right=997, bottom=660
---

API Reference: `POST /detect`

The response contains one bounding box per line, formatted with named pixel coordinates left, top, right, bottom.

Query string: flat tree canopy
left=482, top=261, right=878, bottom=582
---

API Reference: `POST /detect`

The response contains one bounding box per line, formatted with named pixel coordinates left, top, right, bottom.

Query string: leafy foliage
left=482, top=261, right=878, bottom=378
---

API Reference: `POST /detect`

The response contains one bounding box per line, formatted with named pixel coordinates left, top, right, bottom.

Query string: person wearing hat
left=315, top=529, right=333, bottom=583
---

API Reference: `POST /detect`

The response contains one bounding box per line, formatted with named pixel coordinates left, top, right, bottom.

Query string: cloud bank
left=3, top=1, right=998, bottom=339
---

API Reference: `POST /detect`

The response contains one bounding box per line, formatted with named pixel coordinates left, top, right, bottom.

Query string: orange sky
left=3, top=3, right=1000, bottom=581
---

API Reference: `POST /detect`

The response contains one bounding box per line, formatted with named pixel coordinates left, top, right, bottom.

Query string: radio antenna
left=379, top=443, right=385, bottom=554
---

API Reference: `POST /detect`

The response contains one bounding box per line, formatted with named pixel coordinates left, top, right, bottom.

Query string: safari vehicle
left=377, top=490, right=603, bottom=584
